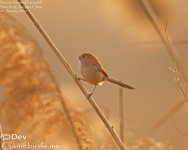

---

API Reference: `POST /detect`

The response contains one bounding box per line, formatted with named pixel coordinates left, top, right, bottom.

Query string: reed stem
left=17, top=0, right=127, bottom=149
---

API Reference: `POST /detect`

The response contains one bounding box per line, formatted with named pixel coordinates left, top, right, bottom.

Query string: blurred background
left=1, top=0, right=188, bottom=149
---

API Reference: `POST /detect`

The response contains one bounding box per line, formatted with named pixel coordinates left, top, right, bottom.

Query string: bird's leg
left=87, top=85, right=97, bottom=98
left=75, top=74, right=86, bottom=82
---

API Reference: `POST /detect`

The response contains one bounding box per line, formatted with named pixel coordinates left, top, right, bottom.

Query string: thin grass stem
left=119, top=87, right=125, bottom=143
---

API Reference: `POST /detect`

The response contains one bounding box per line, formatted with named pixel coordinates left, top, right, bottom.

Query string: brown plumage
left=78, top=52, right=135, bottom=97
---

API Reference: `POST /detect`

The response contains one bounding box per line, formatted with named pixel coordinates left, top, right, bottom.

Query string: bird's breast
left=80, top=65, right=104, bottom=85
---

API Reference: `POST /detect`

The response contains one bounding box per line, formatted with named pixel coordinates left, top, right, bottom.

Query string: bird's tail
left=105, top=77, right=135, bottom=89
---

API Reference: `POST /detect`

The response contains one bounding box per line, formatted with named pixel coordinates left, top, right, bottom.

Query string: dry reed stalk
left=119, top=87, right=125, bottom=143
left=151, top=98, right=187, bottom=131
left=17, top=0, right=128, bottom=149
left=44, top=64, right=84, bottom=150
left=140, top=0, right=188, bottom=132
left=174, top=120, right=188, bottom=136
left=0, top=13, right=92, bottom=149
left=151, top=22, right=188, bottom=131
left=140, top=0, right=188, bottom=84
left=151, top=68, right=188, bottom=131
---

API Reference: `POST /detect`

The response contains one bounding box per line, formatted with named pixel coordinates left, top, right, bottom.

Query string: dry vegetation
left=0, top=14, right=175, bottom=150
left=1, top=0, right=188, bottom=149
left=0, top=13, right=175, bottom=150
left=0, top=13, right=94, bottom=150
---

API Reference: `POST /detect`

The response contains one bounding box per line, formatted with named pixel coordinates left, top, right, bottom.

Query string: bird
left=78, top=52, right=135, bottom=98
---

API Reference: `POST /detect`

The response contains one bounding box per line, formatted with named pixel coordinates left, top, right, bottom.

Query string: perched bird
left=78, top=52, right=135, bottom=97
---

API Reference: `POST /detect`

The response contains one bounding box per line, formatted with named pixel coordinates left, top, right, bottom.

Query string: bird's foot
left=75, top=75, right=85, bottom=81
left=87, top=93, right=93, bottom=99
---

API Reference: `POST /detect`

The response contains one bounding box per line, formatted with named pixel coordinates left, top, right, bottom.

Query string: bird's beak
left=77, top=56, right=81, bottom=60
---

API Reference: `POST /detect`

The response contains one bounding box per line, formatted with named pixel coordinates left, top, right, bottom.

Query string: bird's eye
left=82, top=55, right=85, bottom=59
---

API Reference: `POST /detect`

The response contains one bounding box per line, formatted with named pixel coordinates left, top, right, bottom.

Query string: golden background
left=1, top=0, right=188, bottom=149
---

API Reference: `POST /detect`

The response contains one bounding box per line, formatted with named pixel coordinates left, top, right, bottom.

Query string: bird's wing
left=95, top=61, right=108, bottom=77
left=99, top=68, right=108, bottom=77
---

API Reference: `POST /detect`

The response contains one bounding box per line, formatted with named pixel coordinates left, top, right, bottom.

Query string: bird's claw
left=87, top=93, right=93, bottom=99
left=75, top=75, right=81, bottom=81
left=75, top=74, right=85, bottom=81
left=75, top=74, right=80, bottom=80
